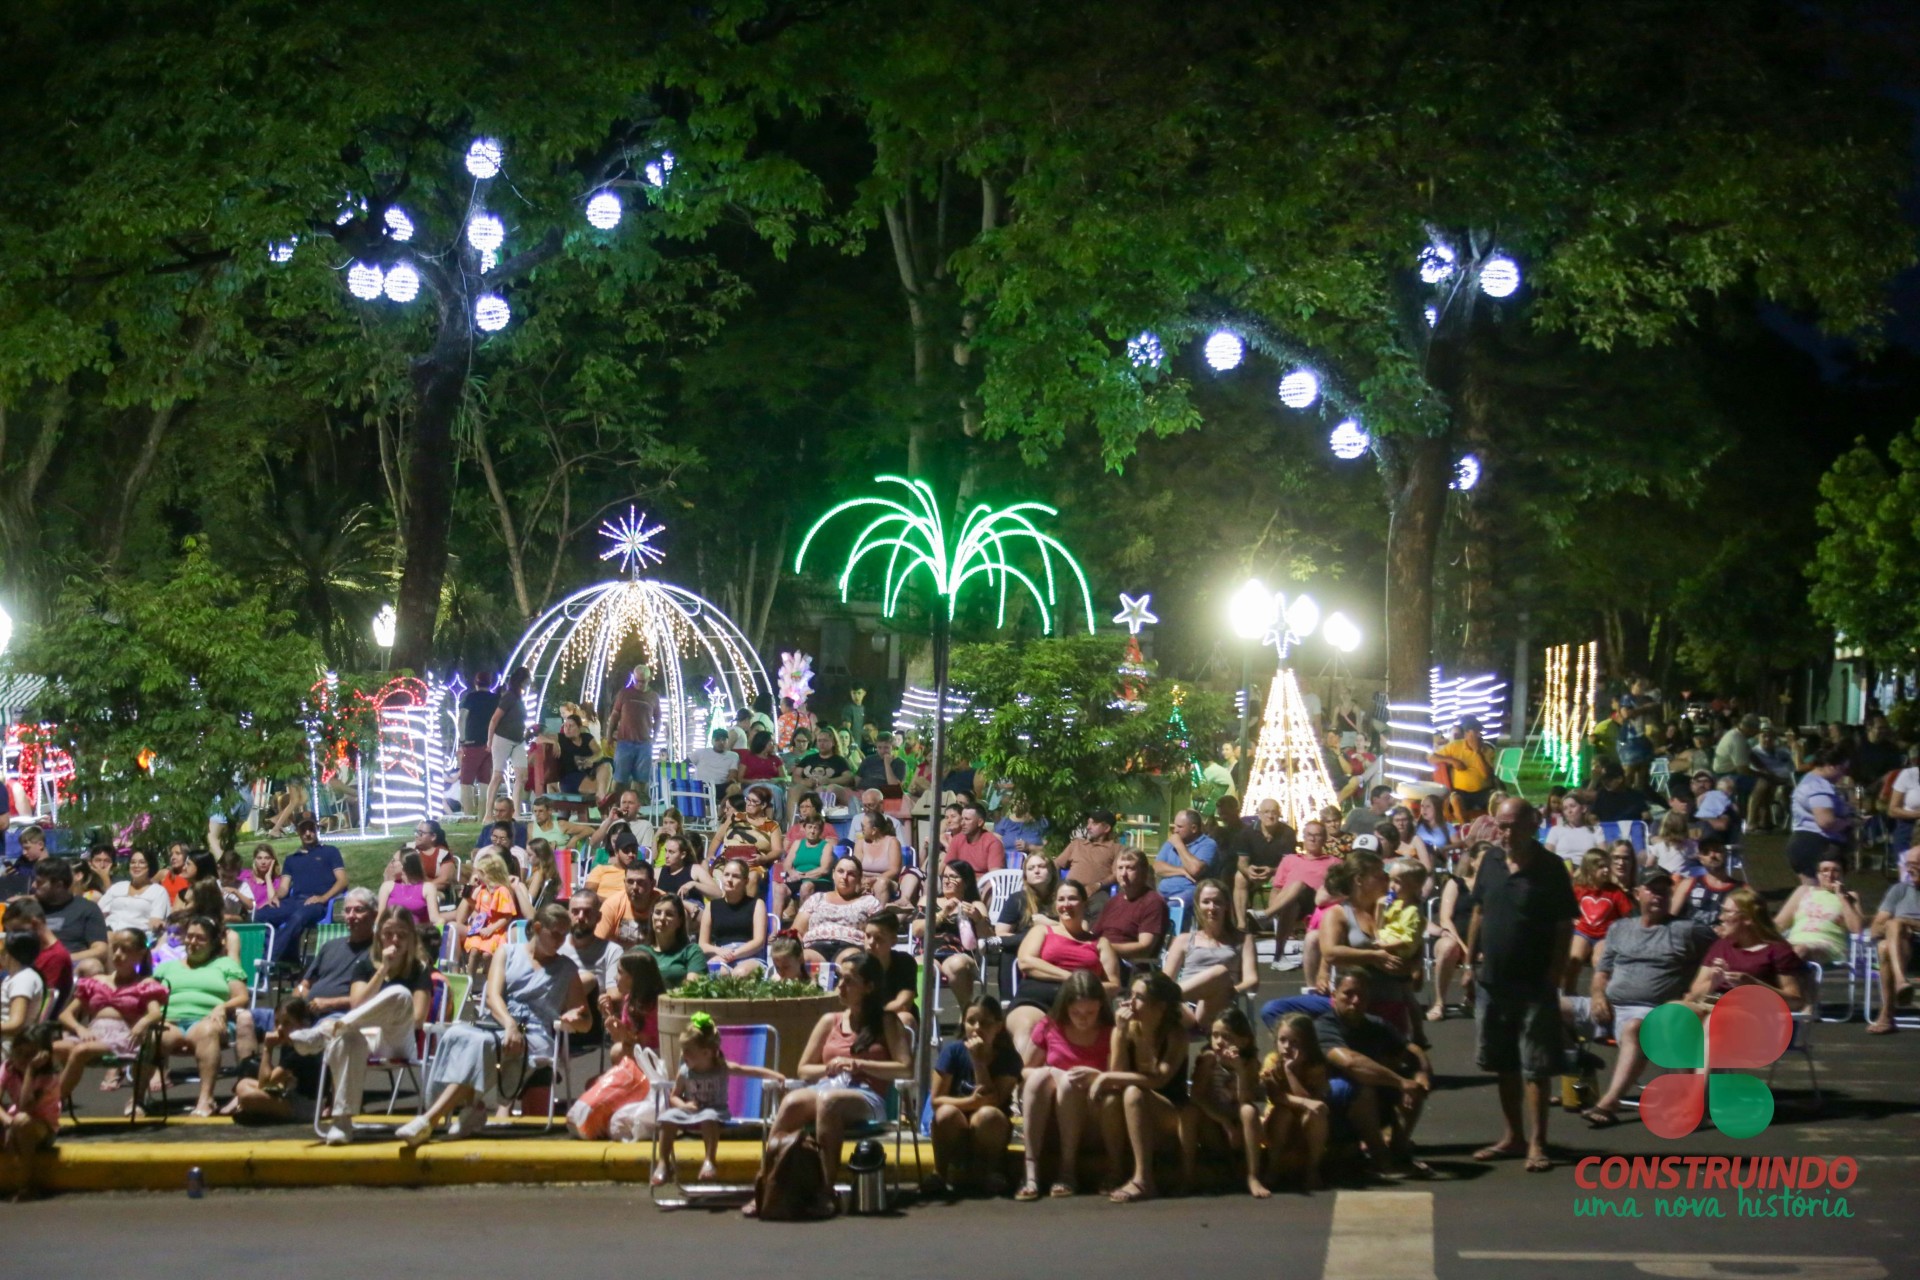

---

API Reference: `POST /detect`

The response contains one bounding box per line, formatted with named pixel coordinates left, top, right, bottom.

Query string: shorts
left=807, top=939, right=856, bottom=962
left=1566, top=996, right=1654, bottom=1041
left=490, top=734, right=528, bottom=777
left=459, top=744, right=492, bottom=786
left=1474, top=987, right=1563, bottom=1081
left=559, top=769, right=590, bottom=793
left=1453, top=788, right=1492, bottom=816
left=805, top=1078, right=888, bottom=1124
left=613, top=740, right=652, bottom=786
left=1786, top=832, right=1845, bottom=880
left=83, top=1015, right=140, bottom=1056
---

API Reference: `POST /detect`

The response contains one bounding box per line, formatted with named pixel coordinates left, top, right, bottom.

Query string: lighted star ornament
left=1112, top=593, right=1158, bottom=636
left=599, top=507, right=667, bottom=576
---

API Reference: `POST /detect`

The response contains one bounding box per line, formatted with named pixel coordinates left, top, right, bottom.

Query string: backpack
left=752, top=1132, right=837, bottom=1221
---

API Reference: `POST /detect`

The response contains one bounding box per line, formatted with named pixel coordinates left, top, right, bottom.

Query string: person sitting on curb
left=1314, top=971, right=1433, bottom=1179
left=926, top=994, right=1022, bottom=1197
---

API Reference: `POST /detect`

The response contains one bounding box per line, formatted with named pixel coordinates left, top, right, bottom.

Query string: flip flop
left=1015, top=1182, right=1042, bottom=1202
left=1049, top=1182, right=1075, bottom=1198
left=1473, top=1143, right=1524, bottom=1162
left=1582, top=1109, right=1621, bottom=1129
left=1525, top=1155, right=1554, bottom=1173
left=1868, top=1022, right=1898, bottom=1035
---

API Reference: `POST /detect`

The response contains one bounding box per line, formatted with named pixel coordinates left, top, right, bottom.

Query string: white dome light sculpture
left=1329, top=419, right=1370, bottom=460
left=384, top=207, right=414, bottom=242
left=467, top=213, right=505, bottom=253
left=466, top=138, right=503, bottom=179
left=504, top=509, right=770, bottom=764
left=1452, top=454, right=1482, bottom=491
left=1204, top=330, right=1245, bottom=371
left=346, top=262, right=385, bottom=299
left=1127, top=331, right=1165, bottom=370
left=1278, top=369, right=1320, bottom=409
left=371, top=603, right=397, bottom=649
left=382, top=263, right=420, bottom=302
left=474, top=294, right=511, bottom=332
left=586, top=191, right=623, bottom=230
left=1479, top=255, right=1521, bottom=298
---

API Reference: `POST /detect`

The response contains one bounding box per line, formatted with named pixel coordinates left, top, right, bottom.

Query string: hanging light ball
left=1419, top=243, right=1456, bottom=284
left=1328, top=419, right=1370, bottom=460
left=1452, top=453, right=1482, bottom=491
left=382, top=262, right=420, bottom=303
left=585, top=191, right=623, bottom=230
left=645, top=151, right=676, bottom=187
left=267, top=240, right=296, bottom=264
left=1424, top=305, right=1439, bottom=328
left=1479, top=255, right=1521, bottom=298
left=383, top=207, right=414, bottom=242
left=1203, top=329, right=1244, bottom=371
left=465, top=138, right=503, bottom=180
left=1277, top=369, right=1320, bottom=409
left=346, top=262, right=385, bottom=300
left=1322, top=611, right=1362, bottom=653
left=466, top=213, right=505, bottom=254
left=1126, top=331, right=1164, bottom=369
left=474, top=293, right=512, bottom=332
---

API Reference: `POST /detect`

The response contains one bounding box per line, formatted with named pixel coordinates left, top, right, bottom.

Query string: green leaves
left=1811, top=423, right=1920, bottom=663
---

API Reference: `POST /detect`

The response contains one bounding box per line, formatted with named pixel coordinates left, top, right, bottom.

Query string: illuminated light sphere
left=1479, top=255, right=1521, bottom=298
left=466, top=213, right=505, bottom=253
left=1424, top=305, right=1439, bottom=328
left=1452, top=453, right=1482, bottom=491
left=478, top=247, right=498, bottom=274
left=1277, top=369, right=1320, bottom=409
left=382, top=262, right=420, bottom=303
left=465, top=138, right=503, bottom=179
left=645, top=151, right=676, bottom=188
left=585, top=190, right=623, bottom=230
left=1323, top=611, right=1362, bottom=653
left=1283, top=592, right=1320, bottom=640
left=1228, top=578, right=1277, bottom=641
left=383, top=207, right=414, bottom=241
left=474, top=293, right=511, bottom=332
left=1328, top=419, right=1370, bottom=460
left=1419, top=242, right=1456, bottom=284
left=267, top=240, right=296, bottom=264
left=346, top=261, right=385, bottom=300
left=335, top=195, right=365, bottom=227
left=1203, top=329, right=1244, bottom=371
left=1127, top=331, right=1164, bottom=370
left=371, top=603, right=397, bottom=649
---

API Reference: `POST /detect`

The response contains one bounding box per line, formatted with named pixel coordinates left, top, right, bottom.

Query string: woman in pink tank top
left=1017, top=969, right=1114, bottom=1200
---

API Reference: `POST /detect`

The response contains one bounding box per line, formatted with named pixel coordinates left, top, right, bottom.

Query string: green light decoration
left=795, top=475, right=1095, bottom=1099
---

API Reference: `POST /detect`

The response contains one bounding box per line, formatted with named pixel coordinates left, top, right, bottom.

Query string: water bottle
left=187, top=1167, right=204, bottom=1199
left=848, top=1139, right=887, bottom=1214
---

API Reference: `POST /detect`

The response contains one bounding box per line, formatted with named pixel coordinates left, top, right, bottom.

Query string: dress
left=463, top=885, right=519, bottom=957
left=656, top=1061, right=733, bottom=1125
left=1786, top=889, right=1849, bottom=964
left=814, top=1013, right=892, bottom=1121
left=424, top=943, right=577, bottom=1100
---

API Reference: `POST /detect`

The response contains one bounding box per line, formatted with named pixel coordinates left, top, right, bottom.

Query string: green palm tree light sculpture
left=796, top=475, right=1095, bottom=1098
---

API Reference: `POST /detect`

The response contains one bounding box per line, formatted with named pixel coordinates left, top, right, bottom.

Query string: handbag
left=565, top=1053, right=656, bottom=1140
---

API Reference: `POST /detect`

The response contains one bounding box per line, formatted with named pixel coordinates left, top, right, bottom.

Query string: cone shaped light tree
left=1232, top=581, right=1361, bottom=828
left=796, top=476, right=1095, bottom=1100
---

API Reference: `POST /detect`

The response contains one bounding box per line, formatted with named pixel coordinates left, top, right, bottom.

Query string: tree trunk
left=1379, top=434, right=1451, bottom=706
left=470, top=409, right=534, bottom=619
left=1453, top=374, right=1498, bottom=672
left=392, top=339, right=468, bottom=673
left=915, top=609, right=949, bottom=1106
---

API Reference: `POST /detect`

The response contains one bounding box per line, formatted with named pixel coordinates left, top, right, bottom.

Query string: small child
left=767, top=933, right=809, bottom=984
left=2, top=931, right=47, bottom=1042
left=1646, top=810, right=1698, bottom=877
left=1377, top=860, right=1428, bottom=961
left=2, top=1022, right=59, bottom=1158
left=651, top=1012, right=783, bottom=1185
left=601, top=951, right=665, bottom=1067
left=1257, top=1013, right=1331, bottom=1191
left=1302, top=881, right=1348, bottom=995
left=1186, top=1009, right=1270, bottom=1198
left=1568, top=851, right=1632, bottom=993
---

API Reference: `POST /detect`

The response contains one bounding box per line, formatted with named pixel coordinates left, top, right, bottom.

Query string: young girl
left=460, top=852, right=525, bottom=976
left=53, top=929, right=168, bottom=1112
left=651, top=1011, right=784, bottom=1185
left=928, top=995, right=1022, bottom=1196
left=1095, top=970, right=1191, bottom=1204
left=1185, top=1008, right=1271, bottom=1198
left=768, top=934, right=810, bottom=985
left=1259, top=1013, right=1333, bottom=1191
left=1302, top=871, right=1351, bottom=996
left=1646, top=810, right=1698, bottom=877
left=2, top=1022, right=59, bottom=1159
left=600, top=950, right=665, bottom=1066
left=1017, top=970, right=1113, bottom=1200
left=524, top=839, right=562, bottom=911
left=1568, top=851, right=1632, bottom=992
left=224, top=996, right=319, bottom=1122
left=2, top=932, right=47, bottom=1043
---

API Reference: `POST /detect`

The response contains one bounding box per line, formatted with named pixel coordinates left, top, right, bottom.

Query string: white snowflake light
left=1203, top=329, right=1244, bottom=371
left=1329, top=419, right=1370, bottom=460
left=1479, top=255, right=1521, bottom=298
left=645, top=151, right=675, bottom=187
left=383, top=207, right=414, bottom=242
left=335, top=195, right=366, bottom=227
left=1127, top=331, right=1164, bottom=370
left=585, top=191, right=623, bottom=230
left=382, top=262, right=420, bottom=302
left=466, top=138, right=503, bottom=180
left=1419, top=242, right=1456, bottom=284
left=474, top=293, right=511, bottom=332
left=598, top=506, right=667, bottom=575
left=1278, top=369, right=1319, bottom=409
left=267, top=240, right=296, bottom=263
left=466, top=213, right=504, bottom=253
left=1452, top=453, right=1482, bottom=491
left=346, top=262, right=385, bottom=300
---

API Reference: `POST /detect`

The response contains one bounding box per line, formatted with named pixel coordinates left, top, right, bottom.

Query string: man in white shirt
left=689, top=728, right=742, bottom=789
left=1544, top=794, right=1607, bottom=865
left=590, top=788, right=657, bottom=860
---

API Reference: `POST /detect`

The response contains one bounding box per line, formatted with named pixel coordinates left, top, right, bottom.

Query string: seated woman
left=311, top=909, right=437, bottom=1145
left=655, top=808, right=706, bottom=873
left=1017, top=970, right=1113, bottom=1200
left=1426, top=841, right=1487, bottom=1022
left=1160, top=878, right=1257, bottom=1030
left=398, top=904, right=591, bottom=1146
left=377, top=850, right=446, bottom=930
left=654, top=835, right=705, bottom=908
left=1258, top=1012, right=1334, bottom=1191
left=775, top=814, right=838, bottom=920
left=53, top=929, right=167, bottom=1115
left=711, top=790, right=779, bottom=898
left=1004, top=880, right=1121, bottom=1060
left=1413, top=795, right=1455, bottom=863
left=1094, top=969, right=1191, bottom=1203
left=1683, top=887, right=1809, bottom=1016
left=1774, top=855, right=1863, bottom=966
left=699, top=858, right=770, bottom=976
left=918, top=862, right=990, bottom=1011
left=524, top=840, right=564, bottom=912
left=1377, top=806, right=1434, bottom=875
left=790, top=728, right=856, bottom=816
left=97, top=850, right=172, bottom=939
left=541, top=712, right=610, bottom=805
left=737, top=730, right=788, bottom=815
left=1316, top=853, right=1418, bottom=1036
left=601, top=950, right=665, bottom=1065
left=643, top=897, right=711, bottom=989
left=795, top=856, right=881, bottom=969
left=154, top=917, right=252, bottom=1116
left=927, top=994, right=1022, bottom=1197
left=994, top=855, right=1057, bottom=941
left=746, top=948, right=913, bottom=1208
left=1186, top=1008, right=1272, bottom=1197
left=851, top=812, right=904, bottom=904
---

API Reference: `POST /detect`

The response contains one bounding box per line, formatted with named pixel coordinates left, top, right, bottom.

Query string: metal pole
left=1239, top=648, right=1252, bottom=761
left=914, top=611, right=950, bottom=1111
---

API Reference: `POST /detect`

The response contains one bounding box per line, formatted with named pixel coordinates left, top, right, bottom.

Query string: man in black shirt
left=32, top=859, right=108, bottom=976
left=1465, top=797, right=1576, bottom=1173
left=1231, top=798, right=1295, bottom=924
left=1588, top=762, right=1653, bottom=824
left=458, top=670, right=500, bottom=818
left=1314, top=971, right=1433, bottom=1177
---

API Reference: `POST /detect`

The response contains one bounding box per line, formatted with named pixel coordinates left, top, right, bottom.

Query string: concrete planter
left=655, top=992, right=839, bottom=1079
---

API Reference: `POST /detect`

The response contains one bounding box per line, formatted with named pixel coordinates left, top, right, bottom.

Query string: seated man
left=584, top=832, right=645, bottom=902
left=251, top=821, right=349, bottom=965
left=589, top=788, right=657, bottom=864
left=594, top=858, right=661, bottom=948
left=1869, top=847, right=1920, bottom=1035
left=1090, top=849, right=1168, bottom=973
left=1563, top=871, right=1713, bottom=1126
left=471, top=796, right=530, bottom=854
left=1054, top=809, right=1124, bottom=918
left=1255, top=818, right=1341, bottom=971
left=558, top=889, right=623, bottom=1048
left=1588, top=761, right=1654, bottom=824
left=289, top=890, right=378, bottom=1025
left=1152, top=808, right=1218, bottom=921
left=1314, top=971, right=1433, bottom=1177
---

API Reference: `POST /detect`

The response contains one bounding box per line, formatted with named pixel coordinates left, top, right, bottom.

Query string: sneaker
left=1276, top=954, right=1304, bottom=972
left=321, top=1123, right=355, bottom=1147
left=448, top=1102, right=489, bottom=1139
left=286, top=1026, right=331, bottom=1056
left=396, top=1116, right=432, bottom=1149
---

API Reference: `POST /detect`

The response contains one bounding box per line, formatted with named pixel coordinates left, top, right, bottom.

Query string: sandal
left=1868, top=1021, right=1898, bottom=1035
left=1108, top=1180, right=1153, bottom=1204
left=1425, top=1005, right=1446, bottom=1023
left=1525, top=1154, right=1554, bottom=1173
left=1014, top=1181, right=1042, bottom=1202
left=1049, top=1182, right=1075, bottom=1198
left=1473, top=1143, right=1524, bottom=1162
left=1582, top=1108, right=1621, bottom=1129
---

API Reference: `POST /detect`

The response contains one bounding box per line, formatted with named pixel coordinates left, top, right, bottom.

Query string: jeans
left=252, top=900, right=329, bottom=964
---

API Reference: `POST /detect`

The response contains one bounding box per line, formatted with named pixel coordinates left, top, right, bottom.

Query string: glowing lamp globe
left=382, top=262, right=420, bottom=302
left=1127, top=331, right=1164, bottom=370
left=474, top=294, right=512, bottom=332
left=1323, top=611, right=1361, bottom=653
left=1283, top=592, right=1320, bottom=640
left=1419, top=243, right=1455, bottom=284
left=1424, top=305, right=1439, bottom=328
left=267, top=240, right=296, bottom=263
left=1479, top=255, right=1521, bottom=298
left=1229, top=578, right=1278, bottom=641
left=372, top=603, right=397, bottom=649
left=465, top=138, right=503, bottom=179
left=384, top=207, right=414, bottom=242
left=585, top=191, right=623, bottom=230
left=1203, top=330, right=1245, bottom=371
left=346, top=262, right=385, bottom=300
left=1328, top=419, right=1370, bottom=460
left=645, top=151, right=676, bottom=187
left=1278, top=369, right=1319, bottom=409
left=467, top=213, right=505, bottom=253
left=1452, top=454, right=1482, bottom=491
left=478, top=248, right=498, bottom=274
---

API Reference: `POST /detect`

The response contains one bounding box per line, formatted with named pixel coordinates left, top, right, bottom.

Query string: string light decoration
left=1127, top=332, right=1165, bottom=370
left=1241, top=669, right=1341, bottom=827
left=1542, top=640, right=1599, bottom=783
left=891, top=684, right=973, bottom=734
left=1203, top=330, right=1245, bottom=371
left=383, top=207, right=415, bottom=242
left=1479, top=255, right=1522, bottom=298
left=1112, top=592, right=1158, bottom=635
left=1278, top=369, right=1320, bottom=409
left=504, top=513, right=768, bottom=765
left=465, top=138, right=503, bottom=179
left=1452, top=454, right=1482, bottom=491
left=366, top=676, right=456, bottom=831
left=381, top=263, right=420, bottom=303
left=474, top=293, right=511, bottom=332
left=1385, top=666, right=1509, bottom=787
left=346, top=262, right=385, bottom=299
left=585, top=191, right=623, bottom=230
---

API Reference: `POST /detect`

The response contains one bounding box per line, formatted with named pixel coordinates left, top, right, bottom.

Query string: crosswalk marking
left=1324, top=1191, right=1434, bottom=1280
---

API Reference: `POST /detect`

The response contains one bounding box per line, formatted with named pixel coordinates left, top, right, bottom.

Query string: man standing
left=1055, top=809, right=1125, bottom=916
left=607, top=665, right=660, bottom=804
left=689, top=728, right=742, bottom=791
left=842, top=685, right=868, bottom=747
left=457, top=668, right=500, bottom=819
left=1090, top=849, right=1169, bottom=969
left=253, top=820, right=349, bottom=964
left=1343, top=785, right=1395, bottom=837
left=1232, top=799, right=1296, bottom=925
left=1430, top=718, right=1497, bottom=816
left=1256, top=818, right=1340, bottom=971
left=1152, top=808, right=1219, bottom=920
left=1465, top=797, right=1576, bottom=1173
left=945, top=803, right=1007, bottom=875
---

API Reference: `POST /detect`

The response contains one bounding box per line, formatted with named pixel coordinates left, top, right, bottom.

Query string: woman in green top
left=774, top=814, right=837, bottom=921
left=644, top=898, right=710, bottom=989
left=154, top=917, right=250, bottom=1115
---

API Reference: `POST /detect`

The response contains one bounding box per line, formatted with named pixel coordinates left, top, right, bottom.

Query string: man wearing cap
left=253, top=819, right=349, bottom=963
left=1056, top=809, right=1125, bottom=918
left=1430, top=718, right=1496, bottom=816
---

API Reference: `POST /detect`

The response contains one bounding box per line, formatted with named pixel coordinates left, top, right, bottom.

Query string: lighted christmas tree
left=1241, top=667, right=1340, bottom=828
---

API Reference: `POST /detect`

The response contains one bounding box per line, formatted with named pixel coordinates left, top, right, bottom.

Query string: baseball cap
left=1351, top=834, right=1381, bottom=852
